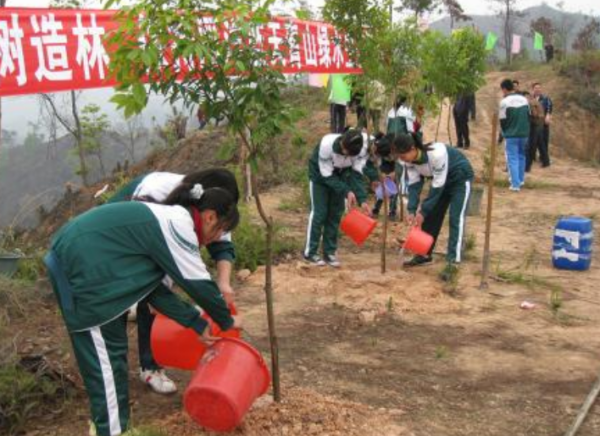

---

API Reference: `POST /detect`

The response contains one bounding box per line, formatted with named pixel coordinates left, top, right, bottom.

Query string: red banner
left=0, top=8, right=360, bottom=97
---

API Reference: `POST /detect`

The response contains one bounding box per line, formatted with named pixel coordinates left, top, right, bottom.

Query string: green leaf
left=132, top=83, right=147, bottom=107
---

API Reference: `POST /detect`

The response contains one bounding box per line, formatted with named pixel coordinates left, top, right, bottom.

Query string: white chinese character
left=317, top=25, right=331, bottom=68
left=285, top=21, right=301, bottom=69
left=72, top=14, right=109, bottom=81
left=198, top=16, right=217, bottom=35
left=30, top=13, right=72, bottom=82
left=267, top=22, right=285, bottom=66
left=331, top=31, right=345, bottom=68
left=302, top=24, right=317, bottom=67
left=0, top=14, right=27, bottom=86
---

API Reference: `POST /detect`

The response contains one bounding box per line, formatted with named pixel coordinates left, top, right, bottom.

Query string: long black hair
left=164, top=169, right=240, bottom=232
left=391, top=132, right=426, bottom=155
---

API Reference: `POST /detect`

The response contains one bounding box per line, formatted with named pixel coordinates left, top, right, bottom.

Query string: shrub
left=233, top=207, right=300, bottom=272
left=0, top=364, right=69, bottom=435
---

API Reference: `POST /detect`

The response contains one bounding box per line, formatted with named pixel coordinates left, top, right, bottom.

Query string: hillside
left=2, top=69, right=600, bottom=436
left=430, top=4, right=595, bottom=56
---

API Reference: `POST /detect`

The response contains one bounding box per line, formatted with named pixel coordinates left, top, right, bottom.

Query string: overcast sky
left=5, top=0, right=600, bottom=16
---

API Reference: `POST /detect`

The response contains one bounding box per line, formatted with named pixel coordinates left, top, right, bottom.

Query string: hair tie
left=190, top=183, right=205, bottom=200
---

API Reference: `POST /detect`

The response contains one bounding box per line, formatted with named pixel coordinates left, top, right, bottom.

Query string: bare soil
left=5, top=72, right=600, bottom=436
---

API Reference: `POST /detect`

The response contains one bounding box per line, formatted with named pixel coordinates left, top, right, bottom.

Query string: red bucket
left=183, top=338, right=271, bottom=432
left=403, top=226, right=434, bottom=256
left=151, top=304, right=240, bottom=371
left=340, top=209, right=377, bottom=246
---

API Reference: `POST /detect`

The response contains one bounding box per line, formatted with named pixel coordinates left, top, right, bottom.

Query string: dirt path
left=17, top=72, right=600, bottom=436
left=234, top=72, right=600, bottom=436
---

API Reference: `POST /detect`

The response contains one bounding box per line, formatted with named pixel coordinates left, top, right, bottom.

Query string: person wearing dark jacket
left=453, top=94, right=472, bottom=149
left=392, top=133, right=474, bottom=282
left=532, top=82, right=553, bottom=167
left=304, top=129, right=370, bottom=267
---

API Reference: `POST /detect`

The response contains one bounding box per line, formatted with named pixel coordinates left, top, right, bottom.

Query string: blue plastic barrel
left=552, top=216, right=593, bottom=271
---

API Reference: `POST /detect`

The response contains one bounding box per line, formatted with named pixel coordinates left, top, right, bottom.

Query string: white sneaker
left=324, top=254, right=341, bottom=268
left=139, top=369, right=177, bottom=394
left=509, top=187, right=520, bottom=192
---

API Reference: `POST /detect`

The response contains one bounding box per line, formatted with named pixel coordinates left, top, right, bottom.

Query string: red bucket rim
left=213, top=338, right=271, bottom=395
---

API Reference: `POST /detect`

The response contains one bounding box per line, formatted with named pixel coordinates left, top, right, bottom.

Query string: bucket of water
left=403, top=226, right=434, bottom=256
left=151, top=304, right=240, bottom=371
left=375, top=177, right=398, bottom=200
left=340, top=209, right=377, bottom=246
left=183, top=338, right=271, bottom=432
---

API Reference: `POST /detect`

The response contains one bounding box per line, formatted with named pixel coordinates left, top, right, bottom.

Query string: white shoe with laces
left=139, top=369, right=177, bottom=395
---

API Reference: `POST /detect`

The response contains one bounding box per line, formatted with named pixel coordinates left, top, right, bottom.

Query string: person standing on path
left=524, top=91, right=546, bottom=172
left=453, top=94, right=472, bottom=149
left=328, top=74, right=351, bottom=134
left=304, top=129, right=370, bottom=268
left=532, top=82, right=553, bottom=168
left=392, top=133, right=474, bottom=282
left=499, top=79, right=530, bottom=192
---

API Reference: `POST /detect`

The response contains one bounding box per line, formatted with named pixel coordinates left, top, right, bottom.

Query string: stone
left=236, top=269, right=252, bottom=281
left=358, top=310, right=377, bottom=324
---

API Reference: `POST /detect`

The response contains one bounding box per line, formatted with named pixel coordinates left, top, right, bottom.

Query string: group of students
left=45, top=168, right=243, bottom=436
left=46, top=89, right=478, bottom=435
left=499, top=78, right=553, bottom=192
left=305, top=100, right=474, bottom=281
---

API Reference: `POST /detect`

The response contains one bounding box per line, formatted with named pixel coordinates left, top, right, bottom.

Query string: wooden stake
left=381, top=179, right=388, bottom=274
left=563, top=367, right=600, bottom=436
left=479, top=112, right=499, bottom=290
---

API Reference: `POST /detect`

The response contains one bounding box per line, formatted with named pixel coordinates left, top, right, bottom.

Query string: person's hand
left=361, top=202, right=371, bottom=216
left=371, top=181, right=380, bottom=191
left=406, top=213, right=416, bottom=225
left=545, top=114, right=551, bottom=125
left=415, top=212, right=424, bottom=227
left=199, top=324, right=219, bottom=346
left=347, top=191, right=357, bottom=209
left=218, top=282, right=236, bottom=306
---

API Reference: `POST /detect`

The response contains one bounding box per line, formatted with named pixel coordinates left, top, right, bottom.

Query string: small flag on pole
left=512, top=34, right=521, bottom=54
left=534, top=32, right=544, bottom=50
left=485, top=32, right=498, bottom=50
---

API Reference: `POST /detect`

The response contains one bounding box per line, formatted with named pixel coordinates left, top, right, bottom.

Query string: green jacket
left=107, top=172, right=235, bottom=263
left=402, top=143, right=474, bottom=217
left=499, top=93, right=530, bottom=138
left=48, top=202, right=233, bottom=333
left=308, top=134, right=369, bottom=204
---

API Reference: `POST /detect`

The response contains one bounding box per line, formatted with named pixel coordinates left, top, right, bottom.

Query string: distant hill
left=0, top=130, right=155, bottom=229
left=430, top=3, right=595, bottom=58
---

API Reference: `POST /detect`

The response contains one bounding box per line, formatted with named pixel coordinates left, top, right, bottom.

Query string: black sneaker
left=403, top=255, right=433, bottom=267
left=303, top=254, right=325, bottom=266
left=324, top=254, right=341, bottom=268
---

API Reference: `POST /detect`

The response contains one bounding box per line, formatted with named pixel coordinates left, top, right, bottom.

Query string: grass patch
left=0, top=363, right=72, bottom=435
left=435, top=346, right=449, bottom=360
left=0, top=277, right=41, bottom=333
left=233, top=206, right=301, bottom=272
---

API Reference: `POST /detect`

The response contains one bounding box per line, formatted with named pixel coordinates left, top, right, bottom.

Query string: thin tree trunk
left=249, top=171, right=280, bottom=402
left=70, top=91, right=89, bottom=186
left=480, top=112, right=499, bottom=290
left=447, top=101, right=453, bottom=145
left=238, top=131, right=280, bottom=402
left=435, top=100, right=443, bottom=141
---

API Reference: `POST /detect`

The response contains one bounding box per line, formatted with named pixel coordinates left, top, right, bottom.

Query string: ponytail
left=164, top=183, right=240, bottom=232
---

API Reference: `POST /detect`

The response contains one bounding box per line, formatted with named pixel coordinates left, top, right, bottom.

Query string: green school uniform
left=45, top=201, right=233, bottom=436
left=304, top=134, right=368, bottom=258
